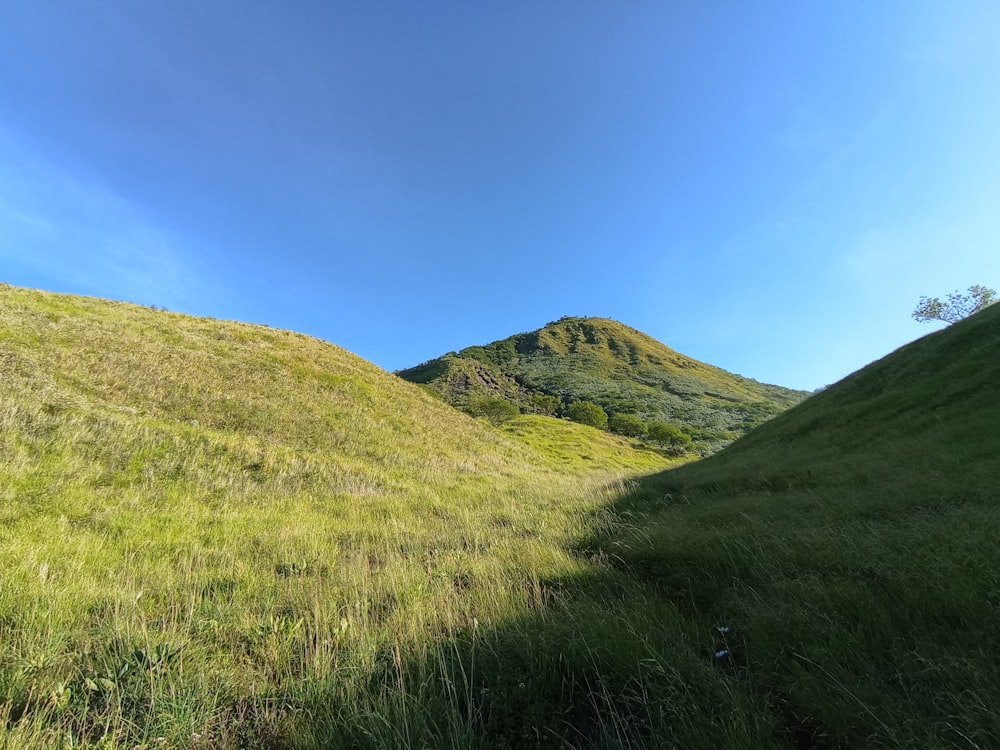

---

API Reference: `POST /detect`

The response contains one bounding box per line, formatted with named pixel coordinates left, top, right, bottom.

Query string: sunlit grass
left=6, top=283, right=995, bottom=748
left=499, top=414, right=672, bottom=474
left=3, top=285, right=728, bottom=749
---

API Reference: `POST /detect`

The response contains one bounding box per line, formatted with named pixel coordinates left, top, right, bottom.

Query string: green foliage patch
left=646, top=421, right=693, bottom=455
left=467, top=396, right=520, bottom=425
left=565, top=400, right=609, bottom=430
left=608, top=412, right=646, bottom=437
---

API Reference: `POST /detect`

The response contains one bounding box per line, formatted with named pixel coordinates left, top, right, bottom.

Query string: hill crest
left=398, top=315, right=809, bottom=452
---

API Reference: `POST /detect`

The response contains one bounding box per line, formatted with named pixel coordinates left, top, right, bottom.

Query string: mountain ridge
left=398, top=315, right=809, bottom=452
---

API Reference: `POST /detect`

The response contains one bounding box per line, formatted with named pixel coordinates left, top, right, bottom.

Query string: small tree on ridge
left=913, top=285, right=996, bottom=325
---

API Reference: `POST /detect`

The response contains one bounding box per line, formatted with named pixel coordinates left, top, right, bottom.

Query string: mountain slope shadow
left=582, top=302, right=1000, bottom=749
left=270, top=567, right=786, bottom=750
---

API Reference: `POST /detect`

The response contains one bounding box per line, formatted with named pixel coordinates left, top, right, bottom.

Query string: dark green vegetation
left=565, top=400, right=609, bottom=430
left=594, top=300, right=1000, bottom=747
left=466, top=395, right=520, bottom=426
left=3, top=282, right=998, bottom=749
left=397, top=316, right=809, bottom=454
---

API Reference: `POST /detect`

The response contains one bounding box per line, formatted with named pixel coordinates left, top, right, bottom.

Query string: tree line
left=466, top=395, right=693, bottom=455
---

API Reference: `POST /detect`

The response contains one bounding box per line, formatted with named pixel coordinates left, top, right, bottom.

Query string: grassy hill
left=5, top=282, right=998, bottom=749
left=592, top=300, right=1000, bottom=747
left=0, top=284, right=685, bottom=749
left=397, top=316, right=809, bottom=453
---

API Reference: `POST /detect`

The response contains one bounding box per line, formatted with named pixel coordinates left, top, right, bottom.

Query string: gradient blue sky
left=2, top=2, right=998, bottom=390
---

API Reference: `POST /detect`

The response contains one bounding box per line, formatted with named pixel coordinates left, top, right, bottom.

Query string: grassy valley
left=3, top=283, right=999, bottom=748
left=0, top=285, right=684, bottom=749
left=397, top=316, right=809, bottom=454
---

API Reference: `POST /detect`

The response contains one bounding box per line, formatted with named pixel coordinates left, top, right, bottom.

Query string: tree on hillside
left=646, top=421, right=693, bottom=456
left=565, top=401, right=608, bottom=430
left=609, top=412, right=647, bottom=437
left=528, top=392, right=561, bottom=416
left=467, top=396, right=519, bottom=426
left=913, top=285, right=997, bottom=325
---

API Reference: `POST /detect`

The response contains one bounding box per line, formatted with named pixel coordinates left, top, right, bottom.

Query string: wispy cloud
left=0, top=127, right=207, bottom=310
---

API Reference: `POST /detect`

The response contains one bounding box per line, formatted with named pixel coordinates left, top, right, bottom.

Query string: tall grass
left=593, top=302, right=1000, bottom=747
left=6, top=283, right=995, bottom=748
left=3, top=285, right=739, bottom=749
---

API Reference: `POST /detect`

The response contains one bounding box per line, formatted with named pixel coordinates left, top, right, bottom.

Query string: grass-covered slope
left=9, top=281, right=995, bottom=749
left=0, top=284, right=560, bottom=512
left=499, top=414, right=671, bottom=475
left=398, top=316, right=808, bottom=452
left=2, top=285, right=700, bottom=749
left=594, top=302, right=1000, bottom=747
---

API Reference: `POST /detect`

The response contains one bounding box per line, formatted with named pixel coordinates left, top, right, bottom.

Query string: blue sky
left=2, top=2, right=998, bottom=391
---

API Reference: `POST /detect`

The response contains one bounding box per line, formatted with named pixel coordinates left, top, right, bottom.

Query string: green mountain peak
left=398, top=315, right=809, bottom=453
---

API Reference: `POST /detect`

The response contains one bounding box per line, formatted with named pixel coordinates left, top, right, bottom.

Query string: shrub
left=566, top=401, right=608, bottom=430
left=609, top=413, right=647, bottom=437
left=528, top=392, right=561, bottom=416
left=467, top=396, right=520, bottom=425
left=646, top=421, right=692, bottom=455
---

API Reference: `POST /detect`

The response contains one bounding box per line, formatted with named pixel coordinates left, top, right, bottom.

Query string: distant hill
left=398, top=316, right=809, bottom=452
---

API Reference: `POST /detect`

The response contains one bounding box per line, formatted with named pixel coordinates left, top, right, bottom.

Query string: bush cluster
left=565, top=401, right=608, bottom=429
left=528, top=392, right=560, bottom=416
left=646, top=421, right=693, bottom=455
left=608, top=412, right=646, bottom=437
left=467, top=396, right=520, bottom=425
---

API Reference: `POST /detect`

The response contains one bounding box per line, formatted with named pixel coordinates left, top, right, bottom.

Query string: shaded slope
left=593, top=302, right=1000, bottom=747
left=643, top=299, right=999, bottom=495
left=398, top=316, right=808, bottom=452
